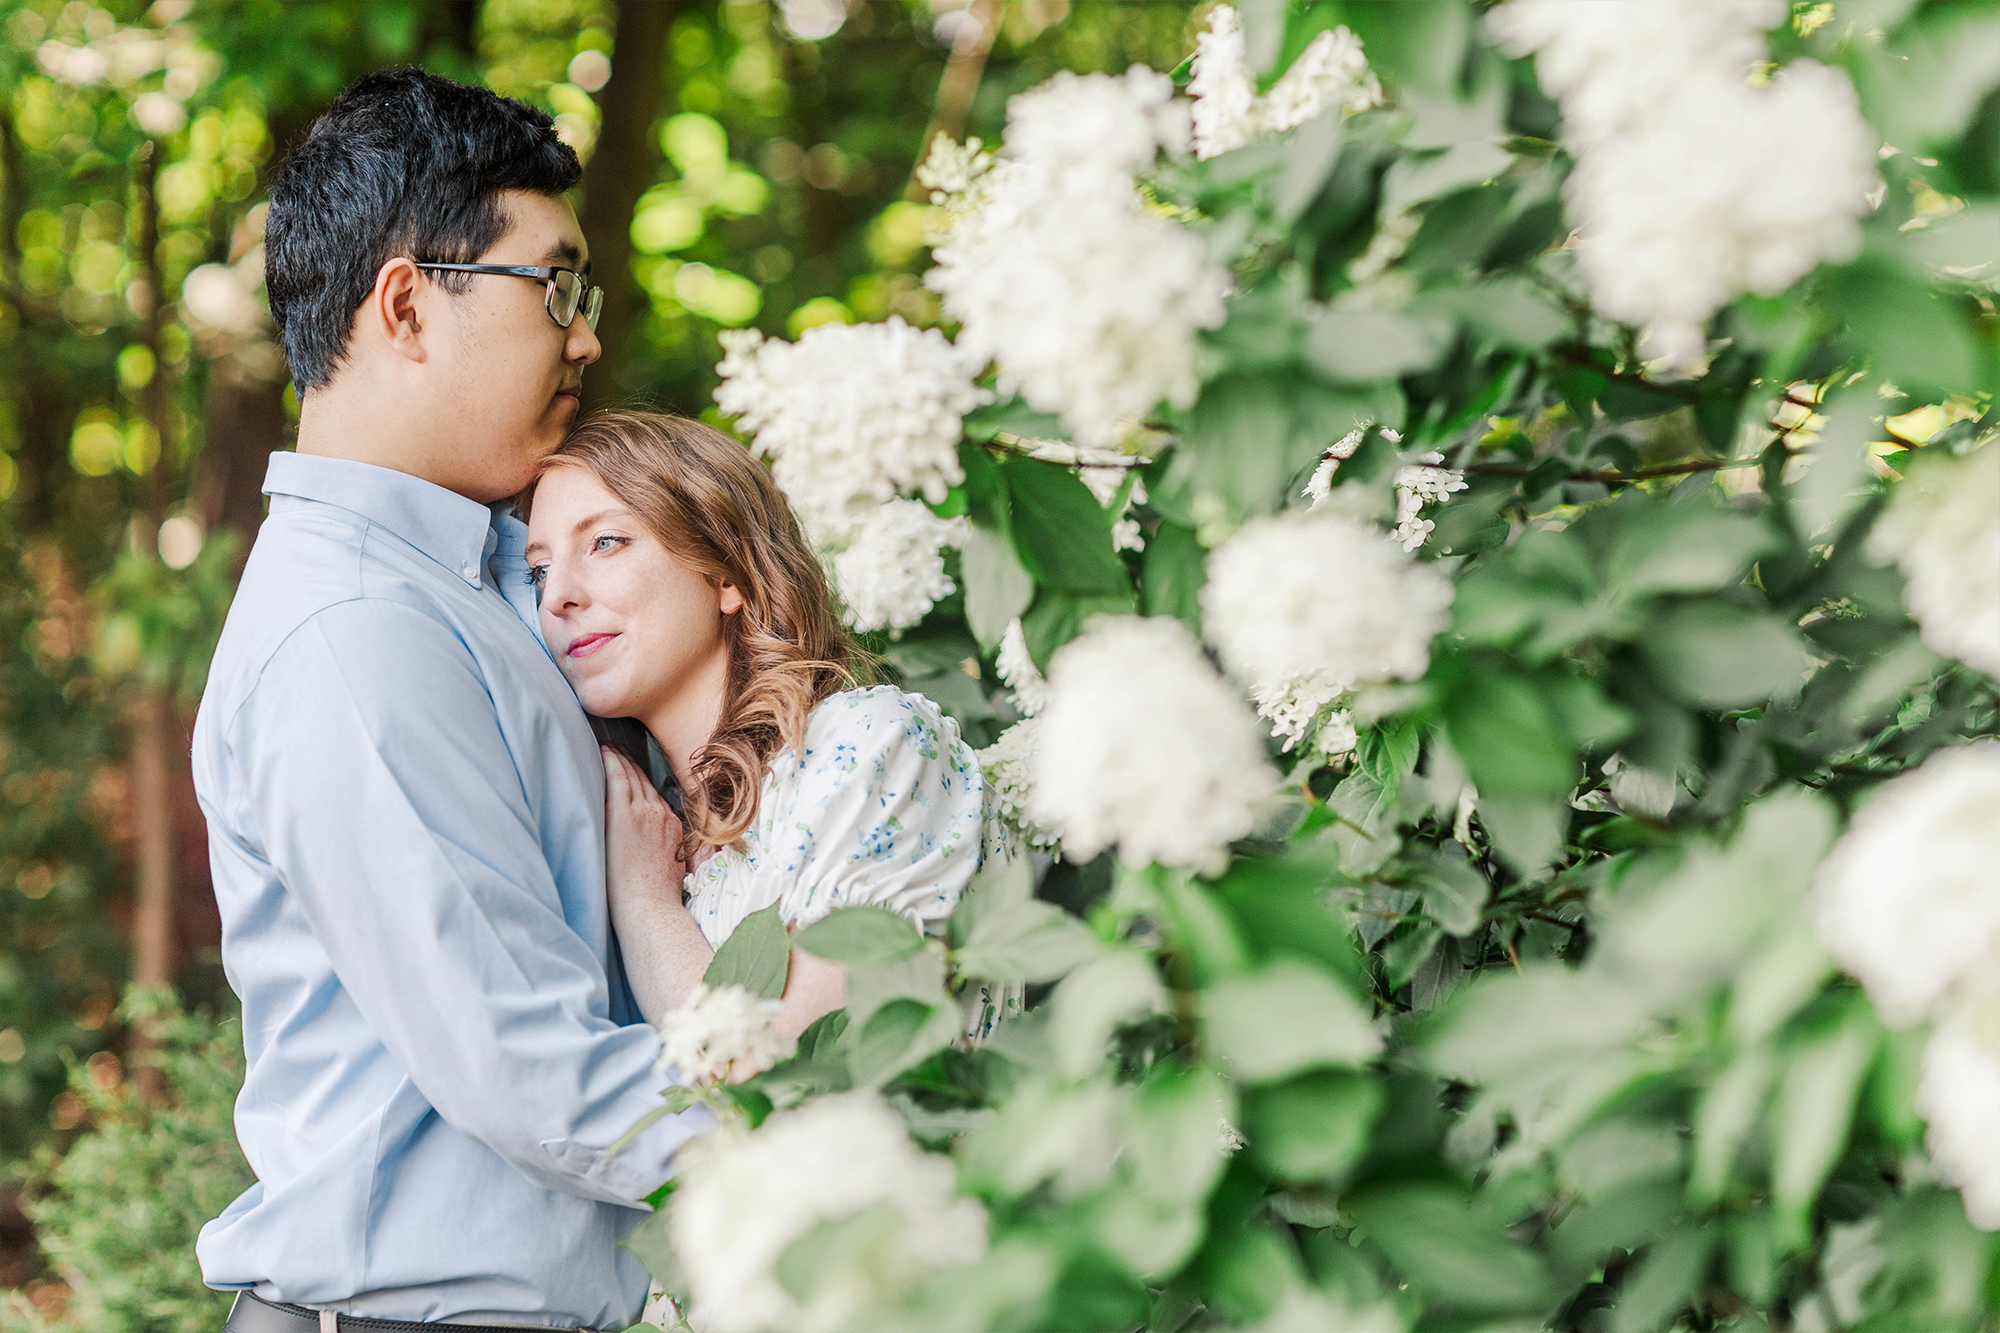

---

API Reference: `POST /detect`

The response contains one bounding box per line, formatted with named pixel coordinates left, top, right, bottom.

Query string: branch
left=1428, top=457, right=1756, bottom=484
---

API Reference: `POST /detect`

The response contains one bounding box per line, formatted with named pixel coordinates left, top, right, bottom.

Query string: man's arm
left=234, top=598, right=696, bottom=1205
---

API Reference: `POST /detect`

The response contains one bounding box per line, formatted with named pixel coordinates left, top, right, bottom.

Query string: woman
left=518, top=411, right=985, bottom=1048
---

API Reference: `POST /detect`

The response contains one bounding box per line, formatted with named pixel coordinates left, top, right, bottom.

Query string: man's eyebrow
left=543, top=238, right=586, bottom=270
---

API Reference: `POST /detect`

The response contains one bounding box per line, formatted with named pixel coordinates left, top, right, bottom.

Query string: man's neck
left=295, top=383, right=460, bottom=495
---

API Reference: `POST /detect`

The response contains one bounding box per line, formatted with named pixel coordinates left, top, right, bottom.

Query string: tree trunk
left=906, top=0, right=1001, bottom=200
left=127, top=143, right=177, bottom=1100
left=579, top=0, right=678, bottom=414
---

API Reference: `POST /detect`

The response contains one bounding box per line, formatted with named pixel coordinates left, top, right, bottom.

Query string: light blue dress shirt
left=191, top=452, right=703, bottom=1327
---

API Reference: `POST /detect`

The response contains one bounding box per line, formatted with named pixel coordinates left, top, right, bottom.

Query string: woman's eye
left=593, top=535, right=629, bottom=554
left=525, top=564, right=548, bottom=587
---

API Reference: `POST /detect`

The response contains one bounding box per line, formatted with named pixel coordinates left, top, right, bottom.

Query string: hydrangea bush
left=631, top=4, right=2000, bottom=1330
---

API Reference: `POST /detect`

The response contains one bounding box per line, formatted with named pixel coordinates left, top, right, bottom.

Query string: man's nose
left=569, top=316, right=602, bottom=368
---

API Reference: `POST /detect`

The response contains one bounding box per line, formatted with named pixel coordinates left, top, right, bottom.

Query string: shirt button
left=462, top=564, right=478, bottom=580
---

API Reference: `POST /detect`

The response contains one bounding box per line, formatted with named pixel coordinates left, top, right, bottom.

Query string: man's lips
left=567, top=632, right=618, bottom=659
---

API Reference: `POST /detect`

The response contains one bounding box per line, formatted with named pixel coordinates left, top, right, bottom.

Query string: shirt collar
left=264, top=452, right=497, bottom=585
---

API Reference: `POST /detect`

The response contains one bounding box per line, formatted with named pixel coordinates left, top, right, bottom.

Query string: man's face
left=433, top=190, right=601, bottom=501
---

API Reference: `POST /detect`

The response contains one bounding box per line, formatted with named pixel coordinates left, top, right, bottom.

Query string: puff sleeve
left=685, top=687, right=986, bottom=944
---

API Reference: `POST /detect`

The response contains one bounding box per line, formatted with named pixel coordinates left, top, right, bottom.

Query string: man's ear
left=718, top=582, right=745, bottom=615
left=366, top=257, right=428, bottom=364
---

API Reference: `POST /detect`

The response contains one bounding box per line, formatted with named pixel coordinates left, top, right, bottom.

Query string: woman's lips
left=567, top=632, right=618, bottom=659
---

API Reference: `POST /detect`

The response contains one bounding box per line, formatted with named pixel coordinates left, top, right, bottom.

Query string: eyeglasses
left=412, top=262, right=604, bottom=330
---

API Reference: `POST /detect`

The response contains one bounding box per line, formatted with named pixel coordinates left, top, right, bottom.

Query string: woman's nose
left=542, top=563, right=587, bottom=612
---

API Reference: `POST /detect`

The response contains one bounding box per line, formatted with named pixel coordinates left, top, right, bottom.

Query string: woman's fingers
left=601, top=745, right=632, bottom=806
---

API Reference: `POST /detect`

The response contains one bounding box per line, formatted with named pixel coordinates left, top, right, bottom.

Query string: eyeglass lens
left=546, top=271, right=603, bottom=331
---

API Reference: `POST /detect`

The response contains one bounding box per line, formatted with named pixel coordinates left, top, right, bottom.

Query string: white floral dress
left=683, top=685, right=986, bottom=947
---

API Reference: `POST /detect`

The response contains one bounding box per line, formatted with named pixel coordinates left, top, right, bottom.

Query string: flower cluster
left=666, top=1090, right=989, bottom=1333
left=1203, top=511, right=1454, bottom=700
left=994, top=618, right=1052, bottom=717
left=1303, top=425, right=1466, bottom=552
left=924, top=71, right=1227, bottom=448
left=1190, top=6, right=1382, bottom=159
left=1253, top=672, right=1359, bottom=760
left=1487, top=0, right=1875, bottom=371
left=714, top=320, right=989, bottom=531
left=1867, top=445, right=2000, bottom=679
left=977, top=717, right=1061, bottom=851
left=828, top=500, right=967, bottom=634
left=1030, top=616, right=1277, bottom=874
left=713, top=320, right=985, bottom=633
left=1814, top=741, right=2000, bottom=1227
left=656, top=983, right=795, bottom=1088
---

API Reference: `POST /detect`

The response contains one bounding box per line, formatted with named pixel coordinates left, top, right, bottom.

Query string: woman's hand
left=602, top=745, right=685, bottom=916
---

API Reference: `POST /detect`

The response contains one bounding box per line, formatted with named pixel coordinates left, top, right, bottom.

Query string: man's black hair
left=264, top=68, right=582, bottom=391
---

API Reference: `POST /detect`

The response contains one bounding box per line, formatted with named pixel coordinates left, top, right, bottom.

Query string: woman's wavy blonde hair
left=533, top=411, right=863, bottom=856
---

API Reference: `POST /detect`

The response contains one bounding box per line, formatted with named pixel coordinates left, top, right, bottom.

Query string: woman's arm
left=602, top=748, right=847, bottom=1050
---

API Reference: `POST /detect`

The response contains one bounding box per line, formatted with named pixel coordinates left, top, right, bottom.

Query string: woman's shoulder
left=800, top=684, right=963, bottom=758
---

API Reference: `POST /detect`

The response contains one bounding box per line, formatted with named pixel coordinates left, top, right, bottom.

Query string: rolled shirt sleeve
left=235, top=598, right=691, bottom=1204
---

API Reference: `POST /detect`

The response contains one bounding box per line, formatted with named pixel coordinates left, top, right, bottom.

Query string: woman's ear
left=718, top=582, right=745, bottom=615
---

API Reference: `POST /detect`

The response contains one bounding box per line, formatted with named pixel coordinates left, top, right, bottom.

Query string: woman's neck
left=638, top=646, right=732, bottom=796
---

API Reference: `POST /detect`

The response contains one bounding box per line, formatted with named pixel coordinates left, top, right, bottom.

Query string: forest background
left=0, top=0, right=1199, bottom=1299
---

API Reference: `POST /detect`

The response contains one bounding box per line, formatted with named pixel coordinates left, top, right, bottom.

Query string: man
left=192, top=70, right=697, bottom=1329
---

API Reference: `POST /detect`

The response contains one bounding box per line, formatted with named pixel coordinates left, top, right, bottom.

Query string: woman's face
left=525, top=463, right=741, bottom=719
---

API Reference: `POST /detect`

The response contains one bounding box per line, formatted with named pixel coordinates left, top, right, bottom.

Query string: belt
left=225, top=1292, right=595, bottom=1333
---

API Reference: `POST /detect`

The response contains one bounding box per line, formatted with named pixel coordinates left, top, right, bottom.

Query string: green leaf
left=1771, top=996, right=1880, bottom=1250
left=847, top=997, right=957, bottom=1088
left=1304, top=303, right=1455, bottom=386
left=1243, top=1069, right=1383, bottom=1183
left=960, top=523, right=1036, bottom=651
left=844, top=948, right=947, bottom=1035
left=1416, top=846, right=1489, bottom=937
left=1020, top=588, right=1138, bottom=672
left=1444, top=672, right=1577, bottom=797
left=1610, top=1228, right=1716, bottom=1333
left=1125, top=1062, right=1234, bottom=1204
left=1047, top=950, right=1169, bottom=1079
left=1345, top=1184, right=1554, bottom=1313
left=794, top=905, right=924, bottom=967
left=956, top=896, right=1101, bottom=983
left=1402, top=182, right=1515, bottom=274
left=1327, top=771, right=1401, bottom=876
left=1202, top=960, right=1382, bottom=1083
left=1275, top=108, right=1343, bottom=224
left=963, top=397, right=1066, bottom=442
left=1001, top=455, right=1128, bottom=593
left=1639, top=603, right=1817, bottom=710
left=1415, top=276, right=1570, bottom=350
left=1688, top=1047, right=1776, bottom=1208
left=618, top=1207, right=686, bottom=1289
left=1141, top=521, right=1206, bottom=635
left=1604, top=502, right=1776, bottom=597
left=703, top=902, right=790, bottom=999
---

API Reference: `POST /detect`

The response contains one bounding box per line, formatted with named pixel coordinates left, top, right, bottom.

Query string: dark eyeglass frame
left=412, top=262, right=604, bottom=330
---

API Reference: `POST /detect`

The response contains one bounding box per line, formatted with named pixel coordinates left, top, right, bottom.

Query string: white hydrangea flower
left=666, top=1090, right=989, bottom=1333
left=1002, top=66, right=1189, bottom=180
left=926, top=72, right=1228, bottom=448
left=1264, top=24, right=1382, bottom=132
left=1486, top=0, right=1784, bottom=148
left=1917, top=998, right=2000, bottom=1231
left=1392, top=454, right=1470, bottom=551
left=1030, top=616, right=1278, bottom=874
left=714, top=320, right=990, bottom=532
left=1203, top=511, right=1454, bottom=700
left=1252, top=671, right=1359, bottom=760
left=977, top=717, right=1061, bottom=850
left=827, top=500, right=966, bottom=634
left=1488, top=0, right=1875, bottom=372
left=994, top=617, right=1052, bottom=716
left=1567, top=60, right=1875, bottom=369
left=1189, top=5, right=1261, bottom=160
left=1190, top=6, right=1380, bottom=159
left=1814, top=741, right=2000, bottom=1026
left=1868, top=445, right=2000, bottom=679
left=915, top=132, right=994, bottom=204
left=656, top=983, right=794, bottom=1088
